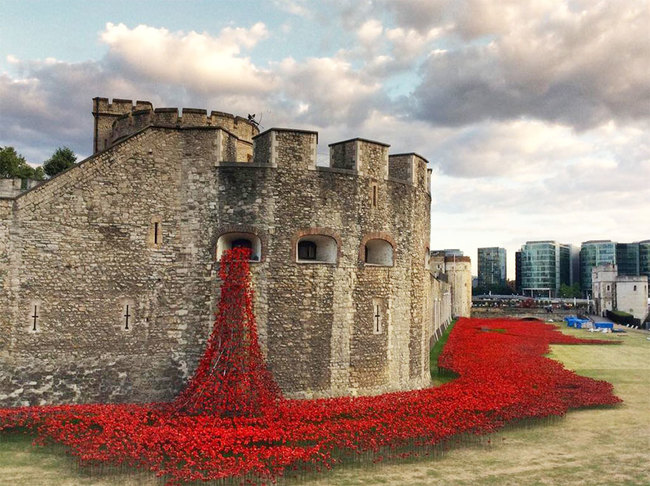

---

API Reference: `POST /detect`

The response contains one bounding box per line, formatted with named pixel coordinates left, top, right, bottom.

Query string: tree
left=33, top=166, right=45, bottom=180
left=474, top=283, right=514, bottom=296
left=0, top=146, right=44, bottom=180
left=1, top=146, right=25, bottom=178
left=558, top=283, right=581, bottom=298
left=43, top=146, right=77, bottom=177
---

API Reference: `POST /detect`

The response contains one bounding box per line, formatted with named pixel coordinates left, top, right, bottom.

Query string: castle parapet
left=152, top=108, right=179, bottom=127
left=249, top=131, right=429, bottom=189
left=253, top=128, right=318, bottom=168
left=329, top=138, right=390, bottom=180
left=180, top=108, right=208, bottom=126
left=93, top=97, right=430, bottom=188
left=92, top=97, right=259, bottom=154
left=444, top=255, right=471, bottom=264
left=211, top=111, right=258, bottom=141
left=388, top=153, right=430, bottom=192
left=0, top=178, right=42, bottom=198
left=110, top=110, right=153, bottom=143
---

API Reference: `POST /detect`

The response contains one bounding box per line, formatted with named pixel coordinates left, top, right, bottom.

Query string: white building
left=592, top=264, right=648, bottom=321
left=616, top=277, right=648, bottom=320
left=430, top=251, right=472, bottom=318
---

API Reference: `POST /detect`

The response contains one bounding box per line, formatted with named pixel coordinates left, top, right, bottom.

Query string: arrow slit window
left=372, top=298, right=384, bottom=334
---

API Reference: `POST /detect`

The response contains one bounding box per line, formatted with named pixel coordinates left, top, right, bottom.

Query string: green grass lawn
left=430, top=319, right=458, bottom=386
left=1, top=323, right=648, bottom=485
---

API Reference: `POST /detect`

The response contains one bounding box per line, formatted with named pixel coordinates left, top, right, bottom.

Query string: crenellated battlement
left=92, top=97, right=429, bottom=192
left=250, top=129, right=430, bottom=191
left=92, top=97, right=259, bottom=154
left=92, top=97, right=153, bottom=114
left=109, top=107, right=259, bottom=146
left=388, top=153, right=431, bottom=193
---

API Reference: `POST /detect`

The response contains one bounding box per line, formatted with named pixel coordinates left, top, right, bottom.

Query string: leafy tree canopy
left=558, top=283, right=582, bottom=298
left=0, top=146, right=44, bottom=180
left=43, top=146, right=77, bottom=177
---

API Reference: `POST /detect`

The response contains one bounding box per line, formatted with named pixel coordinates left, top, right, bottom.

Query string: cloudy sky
left=1, top=0, right=649, bottom=277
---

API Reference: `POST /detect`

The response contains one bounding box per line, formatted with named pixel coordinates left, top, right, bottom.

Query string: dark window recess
left=365, top=246, right=369, bottom=263
left=154, top=222, right=160, bottom=244
left=372, top=185, right=377, bottom=207
left=231, top=239, right=253, bottom=250
left=298, top=241, right=317, bottom=260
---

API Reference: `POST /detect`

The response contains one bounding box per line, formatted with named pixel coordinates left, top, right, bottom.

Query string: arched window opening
left=296, top=235, right=337, bottom=263
left=364, top=238, right=393, bottom=266
left=216, top=232, right=261, bottom=261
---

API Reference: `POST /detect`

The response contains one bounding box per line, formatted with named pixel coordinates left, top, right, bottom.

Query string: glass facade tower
left=580, top=240, right=616, bottom=294
left=477, top=247, right=507, bottom=290
left=639, top=241, right=650, bottom=295
left=616, top=243, right=640, bottom=276
left=520, top=241, right=571, bottom=297
left=515, top=250, right=522, bottom=294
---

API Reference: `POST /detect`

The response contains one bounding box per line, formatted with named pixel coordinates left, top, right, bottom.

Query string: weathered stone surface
left=0, top=99, right=448, bottom=406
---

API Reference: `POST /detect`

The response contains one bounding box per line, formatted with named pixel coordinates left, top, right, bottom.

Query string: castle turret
left=93, top=98, right=260, bottom=157
left=92, top=98, right=153, bottom=154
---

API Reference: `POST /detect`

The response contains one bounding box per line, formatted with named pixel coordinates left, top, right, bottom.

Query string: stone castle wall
left=428, top=276, right=452, bottom=344
left=445, top=257, right=472, bottom=317
left=429, top=253, right=472, bottom=318
left=0, top=128, right=230, bottom=405
left=0, top=105, right=434, bottom=406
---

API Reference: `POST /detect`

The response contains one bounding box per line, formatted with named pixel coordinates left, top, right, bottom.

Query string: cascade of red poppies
left=173, top=247, right=280, bottom=416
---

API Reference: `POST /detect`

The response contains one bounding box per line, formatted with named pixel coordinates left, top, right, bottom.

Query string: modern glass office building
left=520, top=241, right=571, bottom=297
left=515, top=250, right=522, bottom=294
left=616, top=243, right=640, bottom=276
left=640, top=240, right=650, bottom=293
left=580, top=240, right=616, bottom=294
left=477, top=247, right=507, bottom=289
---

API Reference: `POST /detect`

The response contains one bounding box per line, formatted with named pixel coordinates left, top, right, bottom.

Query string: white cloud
left=275, top=56, right=383, bottom=125
left=100, top=22, right=273, bottom=94
left=385, top=26, right=445, bottom=61
left=357, top=19, right=383, bottom=47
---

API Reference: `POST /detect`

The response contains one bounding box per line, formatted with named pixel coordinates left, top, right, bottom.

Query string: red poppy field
left=0, top=250, right=621, bottom=484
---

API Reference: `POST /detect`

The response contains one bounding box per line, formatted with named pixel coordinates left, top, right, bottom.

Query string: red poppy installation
left=173, top=247, right=280, bottom=417
left=0, top=249, right=621, bottom=484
